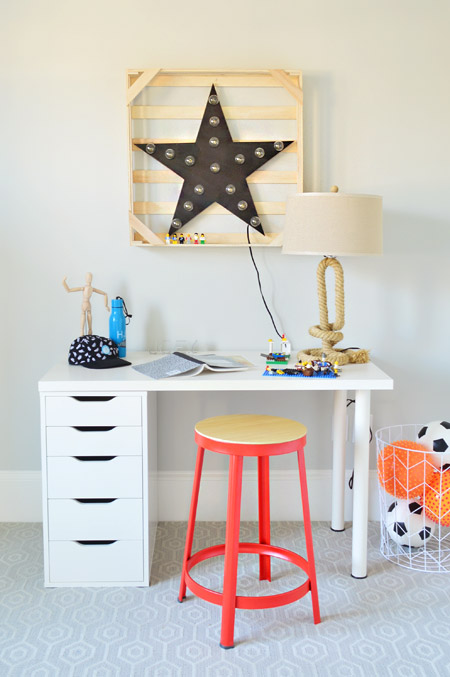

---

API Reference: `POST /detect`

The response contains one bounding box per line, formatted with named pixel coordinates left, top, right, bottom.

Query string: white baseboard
left=0, top=472, right=43, bottom=522
left=0, top=470, right=380, bottom=522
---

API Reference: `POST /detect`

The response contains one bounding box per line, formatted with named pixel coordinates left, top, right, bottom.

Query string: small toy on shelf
left=280, top=334, right=290, bottom=355
left=200, top=233, right=206, bottom=244
left=171, top=234, right=178, bottom=244
left=262, top=336, right=291, bottom=366
left=165, top=233, right=170, bottom=245
left=263, top=357, right=338, bottom=378
left=179, top=234, right=185, bottom=244
left=186, top=234, right=192, bottom=244
left=193, top=233, right=199, bottom=244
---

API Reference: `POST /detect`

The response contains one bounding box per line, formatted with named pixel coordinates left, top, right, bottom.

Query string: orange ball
left=377, top=440, right=433, bottom=499
left=424, top=470, right=450, bottom=526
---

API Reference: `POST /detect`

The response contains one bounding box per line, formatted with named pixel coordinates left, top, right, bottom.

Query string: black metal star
left=137, top=85, right=293, bottom=236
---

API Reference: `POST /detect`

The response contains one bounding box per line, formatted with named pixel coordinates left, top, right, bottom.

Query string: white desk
left=39, top=351, right=393, bottom=582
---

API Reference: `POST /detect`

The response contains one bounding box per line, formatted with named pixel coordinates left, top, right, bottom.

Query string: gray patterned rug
left=1, top=521, right=449, bottom=676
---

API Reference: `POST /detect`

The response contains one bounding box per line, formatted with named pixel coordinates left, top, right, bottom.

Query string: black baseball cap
left=68, top=335, right=131, bottom=369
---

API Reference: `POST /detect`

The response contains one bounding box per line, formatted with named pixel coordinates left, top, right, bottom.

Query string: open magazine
left=133, top=352, right=252, bottom=380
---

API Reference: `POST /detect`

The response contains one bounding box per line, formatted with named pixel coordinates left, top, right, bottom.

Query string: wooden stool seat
left=179, top=414, right=320, bottom=648
left=195, top=414, right=307, bottom=454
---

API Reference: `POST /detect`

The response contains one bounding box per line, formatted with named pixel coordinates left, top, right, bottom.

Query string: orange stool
left=178, top=414, right=321, bottom=649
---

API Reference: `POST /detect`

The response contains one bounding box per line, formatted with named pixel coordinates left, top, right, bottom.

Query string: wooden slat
left=129, top=74, right=299, bottom=88
left=133, top=201, right=286, bottom=215
left=128, top=212, right=164, bottom=246
left=269, top=69, right=303, bottom=104
left=131, top=231, right=282, bottom=247
left=131, top=106, right=296, bottom=120
left=132, top=138, right=297, bottom=153
left=127, top=69, right=160, bottom=104
left=295, top=73, right=303, bottom=191
left=133, top=170, right=297, bottom=184
left=129, top=69, right=302, bottom=74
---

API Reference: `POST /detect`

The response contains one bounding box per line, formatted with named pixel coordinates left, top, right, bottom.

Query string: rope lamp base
left=297, top=257, right=370, bottom=366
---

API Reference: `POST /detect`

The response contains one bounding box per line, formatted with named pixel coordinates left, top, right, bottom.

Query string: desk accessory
left=127, top=68, right=302, bottom=247
left=68, top=335, right=130, bottom=368
left=63, top=273, right=109, bottom=336
left=283, top=187, right=382, bottom=365
left=133, top=353, right=251, bottom=379
left=109, top=296, right=132, bottom=358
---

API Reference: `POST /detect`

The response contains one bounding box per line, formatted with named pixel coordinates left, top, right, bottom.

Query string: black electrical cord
left=246, top=225, right=283, bottom=339
left=346, top=399, right=373, bottom=490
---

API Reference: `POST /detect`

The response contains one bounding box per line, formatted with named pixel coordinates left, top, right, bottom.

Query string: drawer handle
left=76, top=540, right=117, bottom=546
left=74, top=456, right=116, bottom=462
left=74, top=498, right=117, bottom=504
left=71, top=396, right=115, bottom=402
left=73, top=426, right=116, bottom=432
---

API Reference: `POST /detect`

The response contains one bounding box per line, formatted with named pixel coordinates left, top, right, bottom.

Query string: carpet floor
left=1, top=521, right=450, bottom=676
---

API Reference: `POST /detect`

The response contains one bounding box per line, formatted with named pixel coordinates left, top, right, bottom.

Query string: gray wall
left=2, top=0, right=449, bottom=473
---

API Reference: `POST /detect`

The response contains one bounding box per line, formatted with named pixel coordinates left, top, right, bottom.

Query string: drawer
left=47, top=456, right=142, bottom=498
left=46, top=426, right=142, bottom=457
left=45, top=395, right=142, bottom=427
left=48, top=540, right=144, bottom=584
left=48, top=498, right=143, bottom=540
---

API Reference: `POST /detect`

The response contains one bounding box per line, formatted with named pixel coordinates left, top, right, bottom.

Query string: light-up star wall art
left=136, top=85, right=294, bottom=236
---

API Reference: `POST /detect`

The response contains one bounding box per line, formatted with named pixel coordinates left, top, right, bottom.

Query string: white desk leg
left=331, top=390, right=347, bottom=532
left=352, top=389, right=371, bottom=578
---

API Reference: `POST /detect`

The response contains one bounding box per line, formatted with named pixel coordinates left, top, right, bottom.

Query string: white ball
left=385, top=498, right=435, bottom=548
left=417, top=420, right=450, bottom=470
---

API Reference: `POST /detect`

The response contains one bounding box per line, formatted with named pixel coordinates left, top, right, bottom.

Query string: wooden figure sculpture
left=63, top=272, right=110, bottom=336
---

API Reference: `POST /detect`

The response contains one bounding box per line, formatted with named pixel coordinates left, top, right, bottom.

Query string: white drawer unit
left=40, top=390, right=150, bottom=587
left=47, top=456, right=143, bottom=498
left=45, top=395, right=142, bottom=427
left=46, top=426, right=142, bottom=457
left=49, top=540, right=144, bottom=584
left=48, top=499, right=143, bottom=541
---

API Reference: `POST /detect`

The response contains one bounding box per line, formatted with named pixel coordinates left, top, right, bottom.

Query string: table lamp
left=282, top=187, right=382, bottom=365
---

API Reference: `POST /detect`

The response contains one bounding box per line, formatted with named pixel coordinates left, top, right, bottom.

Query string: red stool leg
left=178, top=446, right=205, bottom=602
left=258, top=456, right=271, bottom=581
left=220, top=454, right=243, bottom=649
left=297, top=448, right=321, bottom=624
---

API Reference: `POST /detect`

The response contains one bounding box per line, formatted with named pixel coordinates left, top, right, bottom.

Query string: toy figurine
left=280, top=333, right=291, bottom=356
left=171, top=234, right=178, bottom=244
left=63, top=272, right=109, bottom=336
left=303, top=363, right=314, bottom=377
left=263, top=335, right=290, bottom=366
left=186, top=234, right=192, bottom=244
left=179, top=234, right=185, bottom=244
left=165, top=233, right=170, bottom=245
left=193, top=233, right=199, bottom=244
left=200, top=233, right=205, bottom=244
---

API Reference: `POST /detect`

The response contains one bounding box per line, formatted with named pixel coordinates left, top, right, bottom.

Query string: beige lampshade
left=282, top=192, right=383, bottom=256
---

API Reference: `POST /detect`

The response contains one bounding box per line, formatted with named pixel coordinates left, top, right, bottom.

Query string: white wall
left=1, top=1, right=449, bottom=482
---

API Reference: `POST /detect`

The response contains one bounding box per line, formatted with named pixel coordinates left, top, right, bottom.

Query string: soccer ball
left=385, top=498, right=435, bottom=547
left=417, top=421, right=450, bottom=470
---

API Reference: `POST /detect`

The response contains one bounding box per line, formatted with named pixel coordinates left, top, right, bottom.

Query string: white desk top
left=39, top=352, right=394, bottom=393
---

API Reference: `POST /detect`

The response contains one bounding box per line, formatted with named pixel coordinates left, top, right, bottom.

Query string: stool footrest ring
left=184, top=542, right=312, bottom=611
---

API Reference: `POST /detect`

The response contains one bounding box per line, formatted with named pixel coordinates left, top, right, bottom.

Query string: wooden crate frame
left=127, top=69, right=303, bottom=247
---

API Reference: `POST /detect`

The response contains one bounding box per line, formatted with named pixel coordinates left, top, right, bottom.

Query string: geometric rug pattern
left=1, top=521, right=450, bottom=676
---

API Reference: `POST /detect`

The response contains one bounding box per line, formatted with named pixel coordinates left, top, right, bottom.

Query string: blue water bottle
left=109, top=297, right=132, bottom=357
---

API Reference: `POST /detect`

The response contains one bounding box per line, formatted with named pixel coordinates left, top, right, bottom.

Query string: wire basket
left=376, top=424, right=450, bottom=573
